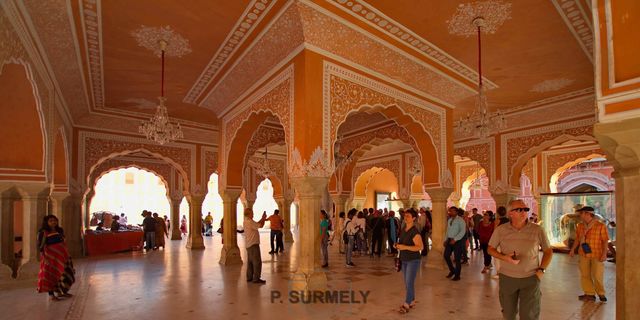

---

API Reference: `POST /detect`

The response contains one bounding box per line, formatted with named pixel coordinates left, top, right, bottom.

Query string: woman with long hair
left=36, top=215, right=75, bottom=301
left=394, top=208, right=423, bottom=314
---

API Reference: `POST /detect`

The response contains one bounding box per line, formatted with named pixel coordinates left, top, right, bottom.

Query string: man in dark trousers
left=142, top=210, right=157, bottom=251
left=371, top=209, right=384, bottom=258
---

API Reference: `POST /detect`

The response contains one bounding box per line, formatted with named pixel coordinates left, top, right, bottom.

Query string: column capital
left=187, top=193, right=206, bottom=204
left=221, top=188, right=242, bottom=202
left=595, top=117, right=640, bottom=176
left=424, top=187, right=453, bottom=202
left=329, top=193, right=349, bottom=202
left=0, top=182, right=50, bottom=199
left=290, top=176, right=329, bottom=197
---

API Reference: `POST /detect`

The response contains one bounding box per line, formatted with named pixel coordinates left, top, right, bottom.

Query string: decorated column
left=591, top=2, right=640, bottom=316
left=186, top=194, right=205, bottom=249
left=290, top=176, right=329, bottom=290
left=16, top=183, right=50, bottom=279
left=330, top=194, right=348, bottom=217
left=66, top=191, right=84, bottom=257
left=0, top=186, right=17, bottom=279
left=219, top=189, right=242, bottom=265
left=595, top=118, right=640, bottom=319
left=424, top=186, right=453, bottom=269
left=170, top=196, right=182, bottom=240
left=49, top=191, right=70, bottom=228
left=275, top=195, right=294, bottom=243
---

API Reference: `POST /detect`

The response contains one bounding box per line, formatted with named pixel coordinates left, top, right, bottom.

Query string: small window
left=125, top=172, right=134, bottom=184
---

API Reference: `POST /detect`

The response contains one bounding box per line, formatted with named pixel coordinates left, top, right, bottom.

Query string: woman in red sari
left=180, top=215, right=188, bottom=237
left=37, top=215, right=75, bottom=301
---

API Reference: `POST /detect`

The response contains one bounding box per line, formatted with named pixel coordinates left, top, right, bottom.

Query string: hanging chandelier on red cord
left=139, top=40, right=184, bottom=145
left=454, top=17, right=507, bottom=139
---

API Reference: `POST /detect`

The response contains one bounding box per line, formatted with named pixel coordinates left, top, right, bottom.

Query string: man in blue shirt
left=444, top=206, right=467, bottom=281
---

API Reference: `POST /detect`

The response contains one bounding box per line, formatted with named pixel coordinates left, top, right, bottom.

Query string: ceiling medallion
left=454, top=17, right=507, bottom=139
left=530, top=78, right=575, bottom=93
left=131, top=25, right=192, bottom=58
left=447, top=0, right=512, bottom=37
left=138, top=40, right=184, bottom=145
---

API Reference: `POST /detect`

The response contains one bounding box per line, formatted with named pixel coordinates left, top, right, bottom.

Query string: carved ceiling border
left=324, top=0, right=498, bottom=90
left=551, top=0, right=594, bottom=63
left=184, top=0, right=277, bottom=104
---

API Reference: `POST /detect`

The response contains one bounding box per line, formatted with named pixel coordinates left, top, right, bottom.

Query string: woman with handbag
left=393, top=208, right=423, bottom=314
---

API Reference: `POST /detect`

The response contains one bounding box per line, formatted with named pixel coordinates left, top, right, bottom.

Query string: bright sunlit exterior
left=89, top=167, right=170, bottom=226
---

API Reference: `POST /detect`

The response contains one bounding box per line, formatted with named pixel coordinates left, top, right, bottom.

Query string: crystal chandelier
left=454, top=17, right=506, bottom=139
left=139, top=40, right=183, bottom=145
left=249, top=146, right=275, bottom=179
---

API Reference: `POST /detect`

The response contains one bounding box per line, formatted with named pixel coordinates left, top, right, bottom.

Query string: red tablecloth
left=84, top=231, right=144, bottom=256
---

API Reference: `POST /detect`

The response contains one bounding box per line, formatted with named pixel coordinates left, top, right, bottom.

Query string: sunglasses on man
left=510, top=207, right=530, bottom=213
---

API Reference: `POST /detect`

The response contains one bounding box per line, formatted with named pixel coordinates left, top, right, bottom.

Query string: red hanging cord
left=477, top=25, right=482, bottom=88
left=161, top=49, right=165, bottom=98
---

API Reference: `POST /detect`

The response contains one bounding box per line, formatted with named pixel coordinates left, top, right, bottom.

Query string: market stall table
left=84, top=231, right=144, bottom=255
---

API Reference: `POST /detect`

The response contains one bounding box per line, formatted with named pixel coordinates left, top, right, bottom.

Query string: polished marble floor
left=0, top=231, right=616, bottom=320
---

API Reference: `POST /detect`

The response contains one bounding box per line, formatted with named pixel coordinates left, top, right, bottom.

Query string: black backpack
left=342, top=220, right=351, bottom=244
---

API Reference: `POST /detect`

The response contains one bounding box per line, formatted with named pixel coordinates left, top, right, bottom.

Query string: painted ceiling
left=8, top=0, right=595, bottom=130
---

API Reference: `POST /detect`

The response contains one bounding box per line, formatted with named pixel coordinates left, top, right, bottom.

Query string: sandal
left=398, top=304, right=410, bottom=314
left=409, top=301, right=417, bottom=308
left=49, top=296, right=61, bottom=301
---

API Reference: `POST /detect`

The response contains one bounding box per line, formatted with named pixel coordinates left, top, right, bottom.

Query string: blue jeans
left=346, top=235, right=355, bottom=264
left=401, top=259, right=420, bottom=305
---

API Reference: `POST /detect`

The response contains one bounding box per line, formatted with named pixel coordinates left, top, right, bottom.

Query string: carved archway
left=86, top=148, right=190, bottom=195
left=333, top=106, right=440, bottom=186
left=326, top=63, right=447, bottom=187
left=225, top=110, right=287, bottom=190
left=549, top=154, right=607, bottom=192
left=334, top=137, right=418, bottom=194
left=510, top=134, right=596, bottom=188
left=557, top=171, right=613, bottom=193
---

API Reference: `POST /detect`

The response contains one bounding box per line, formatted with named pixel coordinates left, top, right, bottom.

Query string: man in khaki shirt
left=489, top=199, right=553, bottom=320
